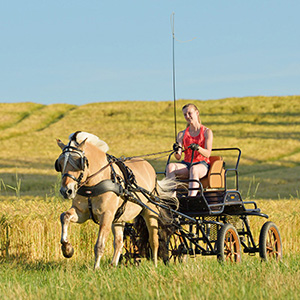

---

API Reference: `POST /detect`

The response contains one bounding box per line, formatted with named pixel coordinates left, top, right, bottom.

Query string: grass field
left=0, top=96, right=300, bottom=299
left=0, top=197, right=300, bottom=300
left=1, top=255, right=300, bottom=300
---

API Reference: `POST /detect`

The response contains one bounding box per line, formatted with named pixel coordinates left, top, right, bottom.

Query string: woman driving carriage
left=166, top=103, right=213, bottom=197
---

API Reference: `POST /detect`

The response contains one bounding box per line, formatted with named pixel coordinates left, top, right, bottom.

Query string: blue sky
left=1, top=1, right=299, bottom=105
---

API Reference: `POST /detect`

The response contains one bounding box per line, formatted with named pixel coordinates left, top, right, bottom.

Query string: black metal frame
left=123, top=147, right=270, bottom=261
left=165, top=147, right=269, bottom=258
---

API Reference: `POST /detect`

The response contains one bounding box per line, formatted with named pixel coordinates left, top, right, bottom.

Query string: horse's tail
left=154, top=177, right=180, bottom=262
left=157, top=178, right=179, bottom=224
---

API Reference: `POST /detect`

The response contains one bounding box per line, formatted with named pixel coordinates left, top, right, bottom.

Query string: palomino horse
left=55, top=131, right=177, bottom=269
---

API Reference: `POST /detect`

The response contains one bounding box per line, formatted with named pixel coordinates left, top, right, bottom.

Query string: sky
left=1, top=1, right=300, bottom=105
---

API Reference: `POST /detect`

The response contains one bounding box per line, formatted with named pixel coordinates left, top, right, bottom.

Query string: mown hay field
left=1, top=96, right=300, bottom=299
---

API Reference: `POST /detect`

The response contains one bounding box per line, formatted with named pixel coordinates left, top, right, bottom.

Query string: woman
left=166, top=103, right=213, bottom=197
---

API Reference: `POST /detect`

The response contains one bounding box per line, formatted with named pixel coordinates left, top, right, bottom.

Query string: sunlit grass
left=0, top=197, right=299, bottom=263
left=0, top=254, right=300, bottom=299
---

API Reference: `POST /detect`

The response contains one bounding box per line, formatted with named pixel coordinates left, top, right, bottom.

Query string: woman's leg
left=166, top=163, right=189, bottom=197
left=188, top=164, right=208, bottom=196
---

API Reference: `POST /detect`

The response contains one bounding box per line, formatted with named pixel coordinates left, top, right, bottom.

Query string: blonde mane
left=69, top=132, right=109, bottom=153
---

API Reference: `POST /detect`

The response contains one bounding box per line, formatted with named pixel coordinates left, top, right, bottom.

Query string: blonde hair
left=182, top=103, right=199, bottom=112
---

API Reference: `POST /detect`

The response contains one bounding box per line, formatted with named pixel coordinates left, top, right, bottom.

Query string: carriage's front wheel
left=165, top=231, right=187, bottom=264
left=216, top=223, right=241, bottom=262
left=259, top=221, right=282, bottom=261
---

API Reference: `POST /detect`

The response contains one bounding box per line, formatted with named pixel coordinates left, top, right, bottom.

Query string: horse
left=55, top=131, right=178, bottom=269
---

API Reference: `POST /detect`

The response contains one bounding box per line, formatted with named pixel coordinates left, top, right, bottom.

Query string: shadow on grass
left=0, top=156, right=299, bottom=199
left=0, top=256, right=112, bottom=272
left=0, top=158, right=54, bottom=170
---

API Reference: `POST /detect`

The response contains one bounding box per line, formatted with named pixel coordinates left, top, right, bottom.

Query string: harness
left=76, top=154, right=137, bottom=224
left=56, top=142, right=178, bottom=225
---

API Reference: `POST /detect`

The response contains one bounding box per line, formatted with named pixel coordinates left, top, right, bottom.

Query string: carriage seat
left=200, top=156, right=225, bottom=189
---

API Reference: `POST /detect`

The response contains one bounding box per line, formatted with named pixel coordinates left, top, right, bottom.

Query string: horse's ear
left=78, top=138, right=88, bottom=150
left=57, top=139, right=66, bottom=150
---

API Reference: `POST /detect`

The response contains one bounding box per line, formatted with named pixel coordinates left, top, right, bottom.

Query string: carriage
left=56, top=132, right=282, bottom=268
left=122, top=147, right=283, bottom=265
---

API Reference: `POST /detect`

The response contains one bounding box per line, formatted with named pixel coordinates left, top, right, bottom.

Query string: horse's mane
left=69, top=131, right=109, bottom=153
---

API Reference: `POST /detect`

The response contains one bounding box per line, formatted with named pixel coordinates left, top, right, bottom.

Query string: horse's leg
left=111, top=222, right=124, bottom=266
left=60, top=207, right=89, bottom=258
left=142, top=210, right=159, bottom=267
left=94, top=214, right=114, bottom=269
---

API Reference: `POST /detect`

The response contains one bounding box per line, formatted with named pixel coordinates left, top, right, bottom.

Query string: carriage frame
left=122, top=147, right=283, bottom=264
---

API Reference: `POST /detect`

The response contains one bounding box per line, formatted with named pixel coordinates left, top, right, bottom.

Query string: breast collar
left=77, top=154, right=136, bottom=198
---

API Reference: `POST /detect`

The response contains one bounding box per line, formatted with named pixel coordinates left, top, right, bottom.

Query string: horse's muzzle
left=60, top=185, right=76, bottom=199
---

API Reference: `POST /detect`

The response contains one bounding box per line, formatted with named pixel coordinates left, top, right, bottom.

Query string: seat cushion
left=200, top=156, right=225, bottom=189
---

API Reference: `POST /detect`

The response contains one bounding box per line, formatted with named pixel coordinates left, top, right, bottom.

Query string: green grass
left=1, top=256, right=300, bottom=300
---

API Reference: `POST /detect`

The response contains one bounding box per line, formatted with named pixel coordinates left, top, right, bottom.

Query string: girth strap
left=88, top=197, right=98, bottom=224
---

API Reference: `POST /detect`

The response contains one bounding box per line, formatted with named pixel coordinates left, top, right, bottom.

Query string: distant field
left=0, top=96, right=300, bottom=199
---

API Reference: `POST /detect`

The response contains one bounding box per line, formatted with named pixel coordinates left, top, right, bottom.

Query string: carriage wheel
left=217, top=223, right=242, bottom=262
left=122, top=235, right=141, bottom=266
left=165, top=231, right=187, bottom=264
left=121, top=225, right=141, bottom=266
left=259, top=221, right=282, bottom=261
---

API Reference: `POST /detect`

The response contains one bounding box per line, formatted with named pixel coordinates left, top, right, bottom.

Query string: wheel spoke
left=222, top=230, right=240, bottom=262
left=167, top=232, right=186, bottom=264
left=266, top=230, right=277, bottom=255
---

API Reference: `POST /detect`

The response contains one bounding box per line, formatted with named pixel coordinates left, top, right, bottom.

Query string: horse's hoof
left=61, top=242, right=74, bottom=258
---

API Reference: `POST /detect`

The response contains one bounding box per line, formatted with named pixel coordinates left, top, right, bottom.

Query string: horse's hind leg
left=111, top=223, right=124, bottom=266
left=60, top=207, right=89, bottom=258
left=142, top=211, right=159, bottom=267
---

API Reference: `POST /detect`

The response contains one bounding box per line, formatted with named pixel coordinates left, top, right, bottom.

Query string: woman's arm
left=174, top=130, right=185, bottom=160
left=197, top=128, right=213, bottom=158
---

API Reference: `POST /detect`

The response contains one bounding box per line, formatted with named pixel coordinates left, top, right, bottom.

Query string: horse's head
left=55, top=137, right=89, bottom=199
left=55, top=131, right=110, bottom=199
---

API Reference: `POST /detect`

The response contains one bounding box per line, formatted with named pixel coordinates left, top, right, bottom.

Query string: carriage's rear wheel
left=259, top=221, right=282, bottom=261
left=216, top=223, right=242, bottom=262
left=165, top=231, right=187, bottom=264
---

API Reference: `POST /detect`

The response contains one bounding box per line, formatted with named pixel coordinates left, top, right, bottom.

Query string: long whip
left=171, top=12, right=177, bottom=142
left=170, top=13, right=197, bottom=142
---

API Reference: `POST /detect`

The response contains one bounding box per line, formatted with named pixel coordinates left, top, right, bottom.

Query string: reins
left=79, top=149, right=173, bottom=188
left=118, top=149, right=174, bottom=161
left=78, top=159, right=114, bottom=188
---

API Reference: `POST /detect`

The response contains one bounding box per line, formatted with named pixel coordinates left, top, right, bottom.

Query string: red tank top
left=183, top=126, right=210, bottom=164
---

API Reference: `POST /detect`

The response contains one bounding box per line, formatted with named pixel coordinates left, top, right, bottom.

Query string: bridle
left=55, top=144, right=89, bottom=185
left=55, top=143, right=116, bottom=187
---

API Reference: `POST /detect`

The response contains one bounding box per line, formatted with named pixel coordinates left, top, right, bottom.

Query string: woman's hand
left=173, top=142, right=182, bottom=153
left=188, top=143, right=200, bottom=151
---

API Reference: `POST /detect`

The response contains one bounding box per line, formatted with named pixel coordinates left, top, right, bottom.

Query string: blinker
left=55, top=149, right=88, bottom=173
